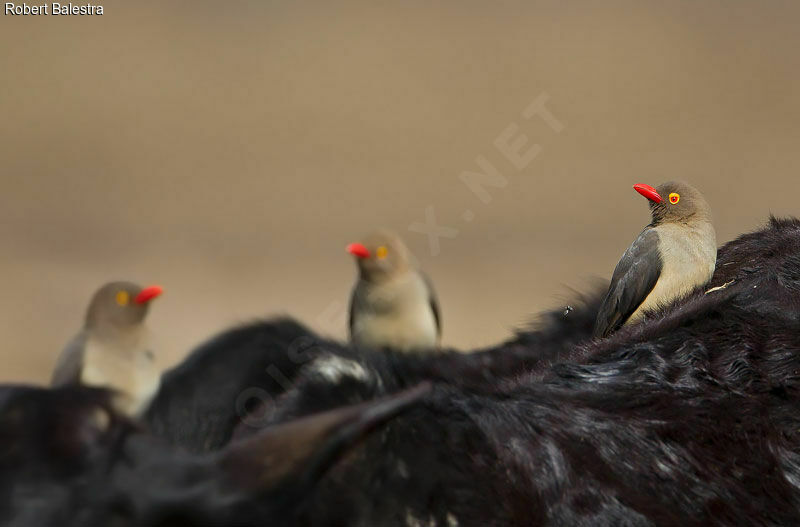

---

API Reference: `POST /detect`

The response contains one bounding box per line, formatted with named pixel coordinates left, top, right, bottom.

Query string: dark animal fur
left=5, top=217, right=800, bottom=526
left=144, top=317, right=330, bottom=452
left=0, top=383, right=428, bottom=526
left=248, top=217, right=800, bottom=525
left=145, top=289, right=605, bottom=450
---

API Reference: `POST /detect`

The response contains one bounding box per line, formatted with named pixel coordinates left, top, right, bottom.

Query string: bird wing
left=50, top=332, right=87, bottom=386
left=421, top=272, right=442, bottom=339
left=348, top=281, right=364, bottom=339
left=593, top=228, right=663, bottom=338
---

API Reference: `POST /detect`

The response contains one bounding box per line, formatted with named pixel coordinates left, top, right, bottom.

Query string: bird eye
left=115, top=291, right=129, bottom=306
left=669, top=193, right=680, bottom=204
left=376, top=246, right=388, bottom=259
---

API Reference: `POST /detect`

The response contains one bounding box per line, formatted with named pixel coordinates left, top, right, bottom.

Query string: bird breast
left=352, top=273, right=438, bottom=351
left=628, top=221, right=717, bottom=323
left=80, top=330, right=160, bottom=416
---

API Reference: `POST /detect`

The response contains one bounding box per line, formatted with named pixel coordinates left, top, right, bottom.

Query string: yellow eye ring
left=115, top=291, right=129, bottom=306
left=376, top=246, right=388, bottom=259
left=669, top=193, right=680, bottom=204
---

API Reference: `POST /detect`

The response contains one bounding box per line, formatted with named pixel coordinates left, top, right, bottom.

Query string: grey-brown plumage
left=347, top=230, right=441, bottom=352
left=51, top=281, right=163, bottom=416
left=593, top=181, right=716, bottom=338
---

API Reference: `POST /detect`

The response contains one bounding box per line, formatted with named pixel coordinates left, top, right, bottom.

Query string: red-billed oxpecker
left=593, top=181, right=716, bottom=338
left=347, top=230, right=441, bottom=352
left=51, top=281, right=163, bottom=416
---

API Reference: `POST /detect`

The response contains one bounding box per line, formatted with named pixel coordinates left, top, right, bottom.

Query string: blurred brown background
left=1, top=1, right=798, bottom=383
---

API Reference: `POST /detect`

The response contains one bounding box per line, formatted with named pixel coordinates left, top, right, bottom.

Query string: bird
left=593, top=181, right=716, bottom=338
left=346, top=230, right=441, bottom=352
left=51, top=281, right=163, bottom=416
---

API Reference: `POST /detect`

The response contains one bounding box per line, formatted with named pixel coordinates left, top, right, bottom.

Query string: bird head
left=346, top=230, right=412, bottom=282
left=634, top=181, right=712, bottom=225
left=84, top=281, right=163, bottom=332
